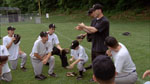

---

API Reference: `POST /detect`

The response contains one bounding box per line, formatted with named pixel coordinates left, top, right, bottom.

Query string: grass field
left=0, top=14, right=150, bottom=84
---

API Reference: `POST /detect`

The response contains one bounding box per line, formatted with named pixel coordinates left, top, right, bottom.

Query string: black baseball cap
left=88, top=8, right=95, bottom=15
left=92, top=4, right=103, bottom=11
left=49, top=24, right=56, bottom=28
left=40, top=31, right=48, bottom=37
left=70, top=40, right=79, bottom=49
left=7, top=26, right=16, bottom=31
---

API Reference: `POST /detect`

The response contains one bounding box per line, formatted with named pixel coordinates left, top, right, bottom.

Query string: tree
left=9, top=0, right=37, bottom=13
left=0, top=0, right=9, bottom=7
left=41, top=0, right=58, bottom=13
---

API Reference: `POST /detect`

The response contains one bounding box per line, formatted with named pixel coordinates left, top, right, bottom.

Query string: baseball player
left=92, top=55, right=116, bottom=84
left=105, top=36, right=137, bottom=84
left=68, top=40, right=88, bottom=80
left=30, top=31, right=56, bottom=80
left=37, top=24, right=68, bottom=68
left=0, top=45, right=12, bottom=82
left=2, top=26, right=27, bottom=71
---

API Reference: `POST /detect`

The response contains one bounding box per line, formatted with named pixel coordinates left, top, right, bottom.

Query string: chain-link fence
left=0, top=14, right=41, bottom=24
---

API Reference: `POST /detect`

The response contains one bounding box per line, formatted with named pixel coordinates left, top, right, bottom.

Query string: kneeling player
left=67, top=40, right=88, bottom=80
left=30, top=31, right=57, bottom=80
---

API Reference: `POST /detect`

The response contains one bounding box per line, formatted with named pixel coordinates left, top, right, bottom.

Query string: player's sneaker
left=76, top=75, right=83, bottom=80
left=48, top=73, right=57, bottom=77
left=21, top=67, right=27, bottom=72
left=35, top=75, right=45, bottom=80
left=40, top=74, right=47, bottom=79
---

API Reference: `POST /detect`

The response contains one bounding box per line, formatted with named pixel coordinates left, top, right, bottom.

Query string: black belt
left=132, top=70, right=136, bottom=72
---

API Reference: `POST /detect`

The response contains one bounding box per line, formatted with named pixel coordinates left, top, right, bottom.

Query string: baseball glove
left=66, top=72, right=77, bottom=77
left=14, top=34, right=21, bottom=44
left=87, top=34, right=92, bottom=42
left=61, top=48, right=70, bottom=55
left=122, top=32, right=131, bottom=36
left=76, top=34, right=86, bottom=39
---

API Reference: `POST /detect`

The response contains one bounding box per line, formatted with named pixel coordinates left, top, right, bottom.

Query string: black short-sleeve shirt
left=91, top=16, right=109, bottom=52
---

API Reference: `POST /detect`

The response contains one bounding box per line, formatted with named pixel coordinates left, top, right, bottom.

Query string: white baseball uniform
left=71, top=45, right=88, bottom=71
left=111, top=42, right=137, bottom=84
left=0, top=45, right=12, bottom=82
left=37, top=32, right=69, bottom=68
left=3, top=35, right=27, bottom=69
left=30, top=39, right=55, bottom=75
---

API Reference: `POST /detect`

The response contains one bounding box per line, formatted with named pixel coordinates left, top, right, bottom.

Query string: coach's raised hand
left=78, top=23, right=86, bottom=28
left=75, top=23, right=85, bottom=30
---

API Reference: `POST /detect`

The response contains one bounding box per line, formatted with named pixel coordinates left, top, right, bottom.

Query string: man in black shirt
left=76, top=4, right=109, bottom=61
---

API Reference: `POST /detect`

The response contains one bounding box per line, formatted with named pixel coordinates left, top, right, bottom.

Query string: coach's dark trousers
left=85, top=51, right=106, bottom=70
left=91, top=51, right=106, bottom=61
left=52, top=46, right=68, bottom=67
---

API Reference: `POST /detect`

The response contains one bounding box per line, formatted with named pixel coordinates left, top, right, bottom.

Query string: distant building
left=0, top=7, right=21, bottom=23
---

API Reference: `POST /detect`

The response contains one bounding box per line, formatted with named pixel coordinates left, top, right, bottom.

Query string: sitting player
left=67, top=40, right=88, bottom=80
left=0, top=45, right=12, bottom=82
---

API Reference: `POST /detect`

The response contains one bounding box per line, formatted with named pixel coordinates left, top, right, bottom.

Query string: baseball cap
left=7, top=26, right=16, bottom=31
left=88, top=8, right=95, bottom=15
left=92, top=4, right=103, bottom=11
left=40, top=31, right=48, bottom=37
left=49, top=24, right=56, bottom=28
left=70, top=40, right=79, bottom=49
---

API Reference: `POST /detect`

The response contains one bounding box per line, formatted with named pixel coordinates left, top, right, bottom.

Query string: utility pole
left=0, top=24, right=1, bottom=39
left=38, top=0, right=41, bottom=16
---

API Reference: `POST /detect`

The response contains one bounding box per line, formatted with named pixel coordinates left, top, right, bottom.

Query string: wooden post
left=0, top=24, right=1, bottom=39
left=38, top=0, right=41, bottom=16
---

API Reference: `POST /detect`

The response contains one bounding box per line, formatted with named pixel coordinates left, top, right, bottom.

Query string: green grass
left=0, top=14, right=150, bottom=84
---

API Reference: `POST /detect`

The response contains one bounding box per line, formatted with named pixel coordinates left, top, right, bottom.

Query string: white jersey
left=30, top=40, right=53, bottom=59
left=0, top=45, right=11, bottom=75
left=37, top=32, right=59, bottom=48
left=71, top=45, right=88, bottom=62
left=111, top=42, right=136, bottom=73
left=3, top=35, right=20, bottom=60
